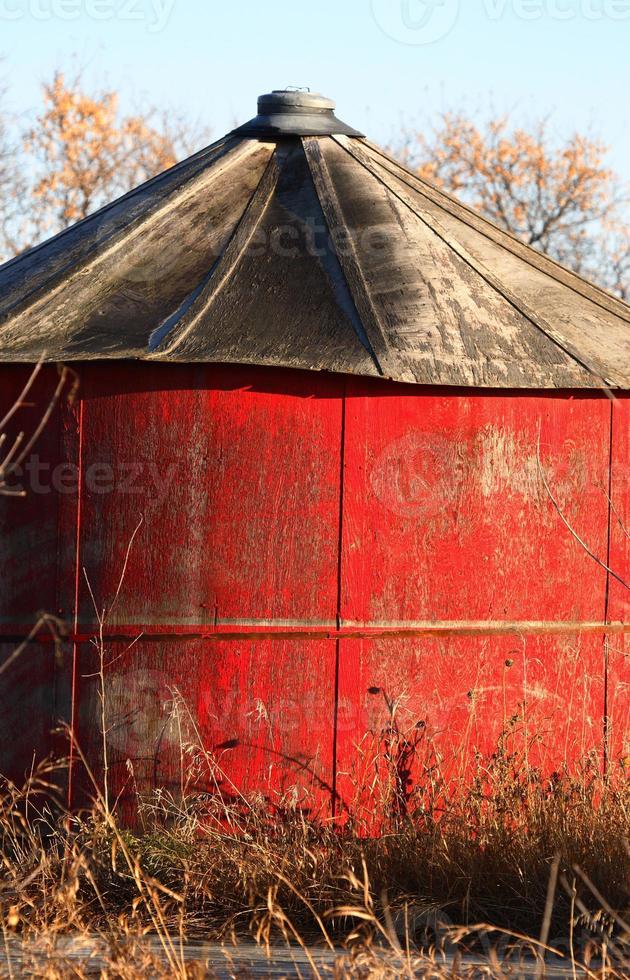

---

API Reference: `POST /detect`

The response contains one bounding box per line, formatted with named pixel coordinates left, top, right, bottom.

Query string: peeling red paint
left=0, top=364, right=627, bottom=813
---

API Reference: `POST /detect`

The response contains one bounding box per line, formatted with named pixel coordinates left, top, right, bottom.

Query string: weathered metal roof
left=0, top=91, right=629, bottom=388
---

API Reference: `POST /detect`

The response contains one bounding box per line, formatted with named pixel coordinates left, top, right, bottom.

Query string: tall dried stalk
left=82, top=517, right=144, bottom=818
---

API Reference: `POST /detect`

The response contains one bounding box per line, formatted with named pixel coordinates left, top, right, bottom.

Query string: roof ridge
left=151, top=149, right=281, bottom=357
left=357, top=137, right=630, bottom=328
left=339, top=136, right=617, bottom=388
left=303, top=137, right=404, bottom=379
left=290, top=141, right=380, bottom=368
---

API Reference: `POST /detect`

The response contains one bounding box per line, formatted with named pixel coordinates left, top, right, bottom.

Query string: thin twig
left=536, top=431, right=629, bottom=590
left=0, top=614, right=62, bottom=678
left=0, top=362, right=78, bottom=494
left=572, top=864, right=630, bottom=935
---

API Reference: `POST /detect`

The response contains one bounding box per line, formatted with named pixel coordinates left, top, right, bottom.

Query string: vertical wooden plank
left=73, top=638, right=336, bottom=817
left=0, top=366, right=65, bottom=782
left=74, top=363, right=343, bottom=629
left=607, top=394, right=629, bottom=768
left=0, top=641, right=60, bottom=786
left=338, top=383, right=611, bottom=793
left=65, top=363, right=344, bottom=811
left=0, top=366, right=63, bottom=625
left=53, top=378, right=84, bottom=801
left=336, top=633, right=605, bottom=824
left=341, top=382, right=611, bottom=625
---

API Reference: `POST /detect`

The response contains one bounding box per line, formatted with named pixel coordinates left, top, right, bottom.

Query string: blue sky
left=2, top=0, right=629, bottom=177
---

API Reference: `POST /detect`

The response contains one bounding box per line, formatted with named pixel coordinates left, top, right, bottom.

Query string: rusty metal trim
left=2, top=620, right=628, bottom=645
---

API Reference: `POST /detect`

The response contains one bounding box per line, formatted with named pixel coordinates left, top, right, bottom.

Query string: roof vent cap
left=231, top=88, right=364, bottom=139
left=258, top=89, right=335, bottom=112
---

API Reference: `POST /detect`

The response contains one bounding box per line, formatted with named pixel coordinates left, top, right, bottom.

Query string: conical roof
left=0, top=90, right=628, bottom=388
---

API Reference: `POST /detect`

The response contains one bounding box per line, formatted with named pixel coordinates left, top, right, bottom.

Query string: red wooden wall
left=608, top=395, right=629, bottom=769
left=0, top=364, right=627, bottom=814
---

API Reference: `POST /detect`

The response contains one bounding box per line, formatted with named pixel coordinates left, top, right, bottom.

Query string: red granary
left=0, top=91, right=627, bottom=816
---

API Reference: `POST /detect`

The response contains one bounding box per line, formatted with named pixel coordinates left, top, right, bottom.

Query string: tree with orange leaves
left=1, top=80, right=628, bottom=300
left=0, top=73, right=23, bottom=261
left=395, top=112, right=630, bottom=299
left=1, top=71, right=205, bottom=258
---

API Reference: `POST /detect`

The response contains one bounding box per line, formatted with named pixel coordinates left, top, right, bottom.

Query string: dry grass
left=0, top=721, right=628, bottom=978
left=2, top=371, right=628, bottom=975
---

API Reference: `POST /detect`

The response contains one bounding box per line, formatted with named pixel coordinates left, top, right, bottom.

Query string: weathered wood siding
left=608, top=395, right=629, bottom=766
left=0, top=364, right=627, bottom=812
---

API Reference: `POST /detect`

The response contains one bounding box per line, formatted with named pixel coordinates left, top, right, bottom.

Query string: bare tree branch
left=0, top=364, right=78, bottom=496
left=393, top=110, right=630, bottom=299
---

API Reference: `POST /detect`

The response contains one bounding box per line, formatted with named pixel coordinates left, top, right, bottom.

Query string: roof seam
left=299, top=138, right=383, bottom=374
left=337, top=136, right=619, bottom=390
left=0, top=135, right=230, bottom=281
left=360, top=138, right=630, bottom=328
left=0, top=138, right=249, bottom=328
left=151, top=147, right=281, bottom=357
left=303, top=137, right=402, bottom=381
